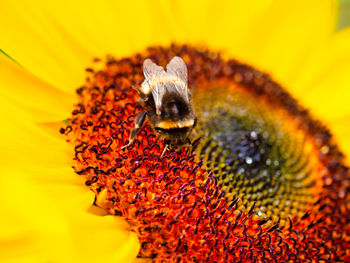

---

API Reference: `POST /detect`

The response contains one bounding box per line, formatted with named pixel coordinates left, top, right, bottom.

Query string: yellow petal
left=0, top=168, right=75, bottom=263
left=1, top=0, right=336, bottom=94
left=0, top=53, right=74, bottom=122
left=0, top=0, right=160, bottom=90
left=201, top=0, right=274, bottom=51
left=0, top=98, right=72, bottom=167
left=0, top=167, right=139, bottom=263
left=69, top=211, right=140, bottom=263
left=0, top=0, right=276, bottom=84
left=148, top=0, right=216, bottom=43
left=206, top=0, right=337, bottom=87
left=291, top=28, right=350, bottom=121
left=0, top=0, right=94, bottom=93
left=325, top=115, right=350, bottom=161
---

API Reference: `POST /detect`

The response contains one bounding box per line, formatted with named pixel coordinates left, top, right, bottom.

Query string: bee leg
left=121, top=111, right=147, bottom=150
left=161, top=144, right=169, bottom=158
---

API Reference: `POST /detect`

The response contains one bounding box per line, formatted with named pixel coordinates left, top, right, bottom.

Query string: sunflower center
left=62, top=44, right=349, bottom=262
left=192, top=83, right=320, bottom=224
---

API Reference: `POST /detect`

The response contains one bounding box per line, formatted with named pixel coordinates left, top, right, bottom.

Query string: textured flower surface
left=0, top=0, right=350, bottom=263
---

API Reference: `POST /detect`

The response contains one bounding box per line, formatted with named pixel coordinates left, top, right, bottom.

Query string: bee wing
left=166, top=56, right=189, bottom=102
left=166, top=56, right=188, bottom=84
left=143, top=58, right=165, bottom=80
left=143, top=59, right=167, bottom=115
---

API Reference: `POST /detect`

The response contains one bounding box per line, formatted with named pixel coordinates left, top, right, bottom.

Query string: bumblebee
left=122, top=56, right=196, bottom=154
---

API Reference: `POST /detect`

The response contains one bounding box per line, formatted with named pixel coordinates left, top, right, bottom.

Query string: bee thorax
left=161, top=92, right=190, bottom=120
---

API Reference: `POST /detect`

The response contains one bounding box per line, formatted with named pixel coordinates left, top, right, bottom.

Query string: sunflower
left=0, top=0, right=349, bottom=262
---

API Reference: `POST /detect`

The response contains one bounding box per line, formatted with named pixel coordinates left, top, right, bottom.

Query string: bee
left=122, top=56, right=197, bottom=155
